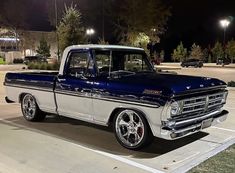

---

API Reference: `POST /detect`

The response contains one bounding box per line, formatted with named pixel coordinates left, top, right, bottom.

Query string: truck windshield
left=94, top=50, right=154, bottom=77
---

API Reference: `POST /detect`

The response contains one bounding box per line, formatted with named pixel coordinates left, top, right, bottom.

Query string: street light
left=86, top=28, right=95, bottom=43
left=220, top=19, right=231, bottom=46
left=54, top=0, right=60, bottom=60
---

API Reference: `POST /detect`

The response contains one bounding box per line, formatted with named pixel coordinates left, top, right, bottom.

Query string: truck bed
left=5, top=71, right=58, bottom=91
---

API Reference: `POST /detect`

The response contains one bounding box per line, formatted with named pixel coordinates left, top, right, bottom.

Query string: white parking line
left=79, top=146, right=165, bottom=173
left=224, top=107, right=235, bottom=110
left=0, top=118, right=164, bottom=173
left=211, top=126, right=235, bottom=133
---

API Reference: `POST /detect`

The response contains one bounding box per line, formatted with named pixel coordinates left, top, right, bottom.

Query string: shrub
left=27, top=62, right=60, bottom=70
left=46, top=64, right=52, bottom=70
left=13, top=58, right=24, bottom=64
left=39, top=63, right=47, bottom=70
left=52, top=61, right=60, bottom=70
left=0, top=57, right=5, bottom=65
left=228, top=81, right=235, bottom=87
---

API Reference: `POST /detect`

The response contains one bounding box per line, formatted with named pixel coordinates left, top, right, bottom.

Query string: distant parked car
left=24, top=56, right=48, bottom=64
left=181, top=59, right=203, bottom=68
left=216, top=58, right=230, bottom=65
left=128, top=59, right=142, bottom=65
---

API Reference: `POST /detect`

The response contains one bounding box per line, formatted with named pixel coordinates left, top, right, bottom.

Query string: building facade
left=0, top=29, right=57, bottom=61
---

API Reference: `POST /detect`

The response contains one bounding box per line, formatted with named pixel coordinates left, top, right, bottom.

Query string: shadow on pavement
left=1, top=114, right=208, bottom=159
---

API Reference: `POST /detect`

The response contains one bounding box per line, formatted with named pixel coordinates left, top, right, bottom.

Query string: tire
left=113, top=109, right=153, bottom=150
left=21, top=94, right=46, bottom=122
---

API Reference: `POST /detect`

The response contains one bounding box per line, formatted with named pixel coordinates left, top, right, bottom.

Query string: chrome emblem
left=200, top=84, right=204, bottom=87
left=143, top=89, right=162, bottom=95
left=186, top=86, right=191, bottom=90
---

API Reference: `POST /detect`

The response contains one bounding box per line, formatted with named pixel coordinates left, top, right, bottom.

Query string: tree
left=225, top=39, right=235, bottom=63
left=115, top=0, right=171, bottom=46
left=57, top=4, right=86, bottom=53
left=212, top=41, right=224, bottom=62
left=172, top=42, right=187, bottom=62
left=160, top=50, right=165, bottom=62
left=46, top=0, right=78, bottom=28
left=208, top=54, right=212, bottom=63
left=36, top=37, right=51, bottom=58
left=190, top=43, right=203, bottom=60
left=202, top=48, right=209, bottom=62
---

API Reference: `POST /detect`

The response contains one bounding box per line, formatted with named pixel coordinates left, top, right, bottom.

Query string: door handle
left=58, top=78, right=66, bottom=82
left=81, top=89, right=92, bottom=93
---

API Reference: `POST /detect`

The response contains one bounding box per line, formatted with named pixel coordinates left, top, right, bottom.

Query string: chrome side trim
left=5, top=83, right=161, bottom=108
left=55, top=90, right=160, bottom=108
left=5, top=84, right=53, bottom=92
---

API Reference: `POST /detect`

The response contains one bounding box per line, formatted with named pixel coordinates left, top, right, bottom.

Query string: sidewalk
left=0, top=64, right=27, bottom=71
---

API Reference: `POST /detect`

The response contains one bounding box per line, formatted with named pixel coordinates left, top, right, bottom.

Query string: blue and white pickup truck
left=4, top=45, right=229, bottom=149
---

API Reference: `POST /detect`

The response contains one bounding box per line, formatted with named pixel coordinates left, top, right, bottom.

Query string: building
left=0, top=28, right=57, bottom=63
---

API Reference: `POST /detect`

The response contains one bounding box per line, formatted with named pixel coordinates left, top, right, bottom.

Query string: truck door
left=55, top=50, right=94, bottom=121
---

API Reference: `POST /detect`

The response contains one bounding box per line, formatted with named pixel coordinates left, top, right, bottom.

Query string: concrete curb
left=228, top=87, right=235, bottom=91
left=171, top=137, right=235, bottom=173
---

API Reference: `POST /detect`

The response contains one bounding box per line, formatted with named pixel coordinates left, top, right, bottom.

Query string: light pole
left=220, top=19, right=230, bottom=46
left=86, top=28, right=95, bottom=43
left=102, top=0, right=105, bottom=41
left=55, top=0, right=60, bottom=60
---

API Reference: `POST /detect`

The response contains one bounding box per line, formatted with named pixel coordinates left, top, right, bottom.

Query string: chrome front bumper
left=160, top=110, right=229, bottom=140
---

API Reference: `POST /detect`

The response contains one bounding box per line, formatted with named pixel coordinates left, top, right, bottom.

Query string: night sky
left=1, top=0, right=235, bottom=57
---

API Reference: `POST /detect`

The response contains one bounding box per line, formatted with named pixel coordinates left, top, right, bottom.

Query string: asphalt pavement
left=0, top=69, right=235, bottom=173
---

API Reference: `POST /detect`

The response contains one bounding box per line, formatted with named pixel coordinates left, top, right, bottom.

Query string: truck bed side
left=4, top=72, right=58, bottom=114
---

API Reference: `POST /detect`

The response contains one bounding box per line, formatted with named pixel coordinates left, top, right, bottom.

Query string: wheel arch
left=19, top=93, right=27, bottom=103
left=19, top=93, right=40, bottom=106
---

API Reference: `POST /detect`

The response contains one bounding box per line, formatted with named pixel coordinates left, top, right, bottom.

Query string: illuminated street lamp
left=220, top=19, right=231, bottom=46
left=86, top=28, right=95, bottom=43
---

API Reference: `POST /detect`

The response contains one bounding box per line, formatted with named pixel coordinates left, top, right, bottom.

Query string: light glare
left=220, top=19, right=230, bottom=28
left=86, top=28, right=95, bottom=35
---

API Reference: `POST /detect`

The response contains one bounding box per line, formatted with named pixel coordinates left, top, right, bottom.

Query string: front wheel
left=113, top=109, right=153, bottom=150
left=21, top=94, right=46, bottom=122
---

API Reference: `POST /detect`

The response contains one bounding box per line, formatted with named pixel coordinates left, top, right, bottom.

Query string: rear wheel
left=21, top=94, right=46, bottom=122
left=113, top=109, right=153, bottom=150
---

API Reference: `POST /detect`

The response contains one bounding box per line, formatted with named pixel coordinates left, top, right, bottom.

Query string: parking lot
left=0, top=67, right=235, bottom=173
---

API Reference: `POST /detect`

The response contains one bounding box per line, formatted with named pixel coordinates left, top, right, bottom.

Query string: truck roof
left=59, top=44, right=145, bottom=75
left=65, top=44, right=144, bottom=51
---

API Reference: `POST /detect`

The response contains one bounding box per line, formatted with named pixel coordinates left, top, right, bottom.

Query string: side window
left=95, top=51, right=110, bottom=75
left=125, top=54, right=148, bottom=71
left=67, top=52, right=93, bottom=78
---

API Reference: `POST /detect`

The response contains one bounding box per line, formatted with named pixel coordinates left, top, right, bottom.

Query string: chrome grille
left=175, top=92, right=225, bottom=118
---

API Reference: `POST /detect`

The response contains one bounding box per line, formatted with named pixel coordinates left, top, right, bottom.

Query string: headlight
left=222, top=91, right=228, bottom=104
left=170, top=101, right=180, bottom=116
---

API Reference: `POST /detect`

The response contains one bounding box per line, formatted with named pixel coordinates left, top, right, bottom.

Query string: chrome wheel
left=22, top=94, right=36, bottom=120
left=115, top=110, right=145, bottom=147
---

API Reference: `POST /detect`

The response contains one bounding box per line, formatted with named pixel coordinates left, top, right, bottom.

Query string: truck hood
left=111, top=72, right=226, bottom=97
